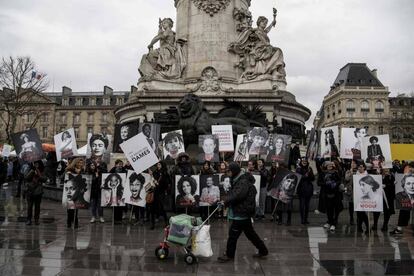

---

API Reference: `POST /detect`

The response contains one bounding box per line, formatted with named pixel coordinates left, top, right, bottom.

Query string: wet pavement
left=1, top=182, right=414, bottom=275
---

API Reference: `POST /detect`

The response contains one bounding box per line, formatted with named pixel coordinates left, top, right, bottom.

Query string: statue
left=138, top=18, right=186, bottom=81
left=228, top=8, right=286, bottom=81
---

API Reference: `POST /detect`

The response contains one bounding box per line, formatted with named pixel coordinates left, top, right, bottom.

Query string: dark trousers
left=155, top=195, right=168, bottom=223
left=299, top=196, right=311, bottom=223
left=326, top=197, right=341, bottom=226
left=226, top=219, right=268, bottom=258
left=372, top=212, right=381, bottom=228
left=397, top=209, right=411, bottom=227
left=90, top=197, right=103, bottom=217
left=133, top=206, right=146, bottom=221
left=114, top=207, right=123, bottom=222
left=348, top=202, right=354, bottom=222
left=356, top=211, right=368, bottom=231
left=67, top=209, right=78, bottom=227
left=146, top=203, right=156, bottom=227
left=276, top=210, right=292, bottom=223
left=27, top=194, right=42, bottom=222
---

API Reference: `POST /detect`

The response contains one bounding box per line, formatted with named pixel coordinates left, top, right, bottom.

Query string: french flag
left=31, top=71, right=43, bottom=80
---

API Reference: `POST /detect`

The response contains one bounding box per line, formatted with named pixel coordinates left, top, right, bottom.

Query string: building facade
left=389, top=95, right=414, bottom=144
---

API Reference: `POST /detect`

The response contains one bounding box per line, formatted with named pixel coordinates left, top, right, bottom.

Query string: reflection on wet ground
left=1, top=183, right=414, bottom=275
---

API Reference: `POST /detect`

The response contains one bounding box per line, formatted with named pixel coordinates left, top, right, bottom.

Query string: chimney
left=104, top=85, right=113, bottom=95
left=371, top=69, right=377, bottom=78
left=62, top=86, right=72, bottom=96
left=130, top=85, right=137, bottom=94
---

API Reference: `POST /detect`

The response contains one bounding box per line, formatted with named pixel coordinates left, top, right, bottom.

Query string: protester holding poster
left=25, top=160, right=45, bottom=226
left=65, top=157, right=86, bottom=228
left=175, top=175, right=200, bottom=208
left=87, top=161, right=106, bottom=223
left=198, top=135, right=219, bottom=163
left=152, top=161, right=170, bottom=225
left=353, top=174, right=383, bottom=213
left=322, top=161, right=342, bottom=232
left=162, top=130, right=185, bottom=160
left=296, top=158, right=315, bottom=225
left=373, top=169, right=395, bottom=231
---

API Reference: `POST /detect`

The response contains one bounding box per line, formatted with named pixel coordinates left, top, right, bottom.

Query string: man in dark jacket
left=218, top=162, right=268, bottom=262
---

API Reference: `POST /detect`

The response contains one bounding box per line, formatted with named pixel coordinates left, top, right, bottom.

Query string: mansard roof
left=331, top=63, right=384, bottom=89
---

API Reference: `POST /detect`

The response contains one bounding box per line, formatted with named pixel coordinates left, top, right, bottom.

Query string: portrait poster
left=353, top=174, right=383, bottom=212
left=306, top=128, right=318, bottom=160
left=252, top=175, right=261, bottom=207
left=247, top=127, right=269, bottom=155
left=175, top=175, right=200, bottom=208
left=120, top=133, right=159, bottom=174
left=113, top=122, right=139, bottom=153
left=218, top=173, right=232, bottom=199
left=340, top=127, right=369, bottom=160
left=266, top=134, right=292, bottom=166
left=86, top=133, right=112, bottom=164
left=138, top=123, right=160, bottom=153
left=11, top=129, right=43, bottom=163
left=101, top=173, right=127, bottom=207
left=267, top=168, right=301, bottom=204
left=123, top=170, right=151, bottom=207
left=54, top=128, right=78, bottom=161
left=211, top=125, right=234, bottom=152
left=199, top=174, right=220, bottom=207
left=1, top=144, right=12, bottom=157
left=361, top=134, right=392, bottom=168
left=234, top=134, right=249, bottom=162
left=320, top=126, right=339, bottom=159
left=197, top=134, right=220, bottom=163
left=62, top=173, right=92, bottom=209
left=161, top=130, right=185, bottom=160
left=395, top=173, right=414, bottom=210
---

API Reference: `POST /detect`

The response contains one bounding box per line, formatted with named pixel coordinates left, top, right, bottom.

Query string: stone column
left=175, top=0, right=250, bottom=82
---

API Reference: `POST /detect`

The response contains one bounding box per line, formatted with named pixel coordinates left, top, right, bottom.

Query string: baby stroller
left=155, top=204, right=221, bottom=265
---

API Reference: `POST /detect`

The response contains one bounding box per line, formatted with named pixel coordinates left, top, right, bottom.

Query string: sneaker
left=329, top=225, right=336, bottom=232
left=323, top=223, right=330, bottom=229
left=389, top=228, right=403, bottom=235
left=314, top=210, right=320, bottom=214
left=217, top=255, right=234, bottom=263
left=253, top=252, right=268, bottom=258
left=90, top=217, right=96, bottom=223
left=99, top=217, right=105, bottom=223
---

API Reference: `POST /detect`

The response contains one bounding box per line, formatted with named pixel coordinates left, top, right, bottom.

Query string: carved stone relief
left=192, top=0, right=231, bottom=17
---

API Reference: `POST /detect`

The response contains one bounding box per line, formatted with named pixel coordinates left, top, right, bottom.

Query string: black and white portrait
left=362, top=134, right=392, bottom=168
left=101, top=173, right=126, bottom=207
left=198, top=135, right=219, bottom=163
left=62, top=173, right=92, bottom=209
left=139, top=123, right=160, bottom=153
left=11, top=129, right=43, bottom=163
left=162, top=130, right=185, bottom=160
left=267, top=134, right=291, bottom=165
left=218, top=174, right=232, bottom=196
left=320, top=126, right=339, bottom=159
left=353, top=174, right=383, bottom=212
left=175, top=175, right=200, bottom=208
left=247, top=127, right=269, bottom=155
left=87, top=133, right=112, bottom=164
left=199, top=175, right=220, bottom=207
left=268, top=169, right=301, bottom=204
left=54, top=128, right=77, bottom=161
left=340, top=127, right=369, bottom=160
left=123, top=170, right=150, bottom=207
left=234, top=134, right=249, bottom=161
left=113, top=122, right=138, bottom=153
left=395, top=173, right=414, bottom=210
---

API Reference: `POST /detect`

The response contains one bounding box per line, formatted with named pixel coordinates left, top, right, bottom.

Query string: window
left=74, top=127, right=80, bottom=139
left=361, top=100, right=369, bottom=112
left=392, top=112, right=397, bottom=119
left=62, top=98, right=68, bottom=106
left=87, top=127, right=93, bottom=134
left=375, top=101, right=384, bottom=110
left=346, top=100, right=355, bottom=112
left=378, top=126, right=384, bottom=134
left=103, top=98, right=109, bottom=106
left=73, top=113, right=80, bottom=124
left=60, top=126, right=66, bottom=133
left=75, top=98, right=82, bottom=106
left=41, top=113, right=49, bottom=122
left=60, top=113, right=67, bottom=124
left=392, top=128, right=398, bottom=139
left=362, top=112, right=368, bottom=118
left=42, top=127, right=48, bottom=138
left=87, top=113, right=94, bottom=123
left=102, top=113, right=108, bottom=122
left=101, top=127, right=107, bottom=134
left=90, top=98, right=96, bottom=106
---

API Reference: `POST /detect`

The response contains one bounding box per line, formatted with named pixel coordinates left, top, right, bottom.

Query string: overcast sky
left=1, top=0, right=413, bottom=128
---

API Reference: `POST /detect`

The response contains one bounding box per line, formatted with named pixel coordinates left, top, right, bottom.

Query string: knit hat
left=228, top=162, right=241, bottom=176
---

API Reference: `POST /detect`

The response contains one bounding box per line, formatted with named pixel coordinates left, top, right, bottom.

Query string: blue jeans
left=90, top=197, right=103, bottom=217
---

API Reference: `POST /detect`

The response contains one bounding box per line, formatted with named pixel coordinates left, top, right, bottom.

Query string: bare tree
left=0, top=56, right=49, bottom=143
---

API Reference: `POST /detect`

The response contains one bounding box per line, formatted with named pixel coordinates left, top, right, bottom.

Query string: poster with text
left=353, top=174, right=383, bottom=212
left=123, top=170, right=151, bottom=207
left=162, top=130, right=185, bottom=161
left=101, top=173, right=127, bottom=207
left=197, top=134, right=219, bottom=163
left=234, top=134, right=249, bottom=161
left=395, top=173, right=414, bottom=210
left=113, top=122, right=139, bottom=153
left=11, top=129, right=44, bottom=163
left=138, top=123, right=160, bottom=153
left=266, top=134, right=291, bottom=166
left=199, top=174, right=220, bottom=207
left=62, top=173, right=92, bottom=209
left=86, top=133, right=112, bottom=164
left=340, top=127, right=369, bottom=160
left=54, top=128, right=78, bottom=161
left=211, top=125, right=234, bottom=152
left=247, top=127, right=269, bottom=156
left=320, top=126, right=339, bottom=159
left=267, top=168, right=301, bottom=204
left=175, top=175, right=200, bottom=208
left=120, top=132, right=159, bottom=174
left=361, top=134, right=392, bottom=168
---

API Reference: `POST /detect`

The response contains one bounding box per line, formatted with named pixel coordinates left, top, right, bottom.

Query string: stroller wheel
left=155, top=246, right=169, bottom=260
left=184, top=252, right=197, bottom=265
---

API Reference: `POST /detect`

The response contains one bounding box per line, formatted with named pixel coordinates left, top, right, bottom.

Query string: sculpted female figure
left=138, top=18, right=186, bottom=80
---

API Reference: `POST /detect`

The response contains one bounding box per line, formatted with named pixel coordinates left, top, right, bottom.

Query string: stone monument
left=116, top=0, right=310, bottom=142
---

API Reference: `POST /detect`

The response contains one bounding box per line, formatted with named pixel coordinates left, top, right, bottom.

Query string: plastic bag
left=192, top=225, right=213, bottom=257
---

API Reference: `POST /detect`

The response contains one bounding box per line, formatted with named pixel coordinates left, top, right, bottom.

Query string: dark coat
left=382, top=174, right=395, bottom=214
left=225, top=172, right=257, bottom=218
left=296, top=165, right=315, bottom=198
